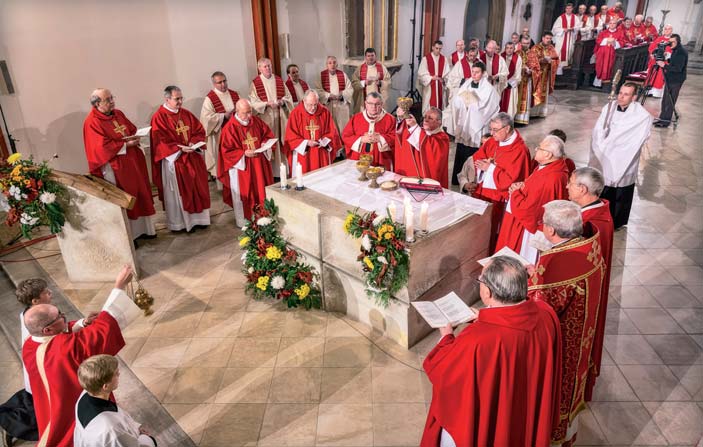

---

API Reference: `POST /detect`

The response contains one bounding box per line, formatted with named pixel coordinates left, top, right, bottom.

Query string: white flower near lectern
left=372, top=215, right=384, bottom=227
left=271, top=275, right=285, bottom=290
left=377, top=256, right=388, bottom=265
left=257, top=217, right=272, bottom=226
left=361, top=234, right=372, bottom=251
left=20, top=212, right=39, bottom=226
left=39, top=191, right=56, bottom=204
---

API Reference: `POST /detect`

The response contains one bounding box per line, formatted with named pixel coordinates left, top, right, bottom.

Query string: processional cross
left=243, top=132, right=258, bottom=151
left=306, top=119, right=319, bottom=140
left=112, top=120, right=127, bottom=137
left=175, top=119, right=190, bottom=143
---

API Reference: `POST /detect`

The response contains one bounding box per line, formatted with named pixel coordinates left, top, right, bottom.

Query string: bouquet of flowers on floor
left=344, top=208, right=410, bottom=307
left=239, top=198, right=322, bottom=309
left=0, top=153, right=66, bottom=239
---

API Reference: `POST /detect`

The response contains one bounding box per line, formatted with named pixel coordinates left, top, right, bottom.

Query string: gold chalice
left=366, top=166, right=385, bottom=188
left=359, top=154, right=373, bottom=164
left=396, top=97, right=413, bottom=119
left=356, top=161, right=370, bottom=181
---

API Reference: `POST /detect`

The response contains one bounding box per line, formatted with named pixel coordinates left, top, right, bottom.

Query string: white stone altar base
left=267, top=160, right=492, bottom=348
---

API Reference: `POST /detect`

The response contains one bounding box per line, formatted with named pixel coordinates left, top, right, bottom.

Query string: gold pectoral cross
left=306, top=119, right=320, bottom=140
left=112, top=120, right=127, bottom=137
left=243, top=132, right=258, bottom=151
left=174, top=119, right=190, bottom=144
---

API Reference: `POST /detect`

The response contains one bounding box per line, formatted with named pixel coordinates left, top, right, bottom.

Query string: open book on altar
left=177, top=141, right=206, bottom=151
left=477, top=246, right=530, bottom=267
left=412, top=292, right=477, bottom=328
left=255, top=138, right=278, bottom=153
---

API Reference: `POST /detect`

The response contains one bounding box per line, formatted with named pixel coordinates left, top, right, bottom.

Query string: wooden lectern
left=50, top=171, right=139, bottom=282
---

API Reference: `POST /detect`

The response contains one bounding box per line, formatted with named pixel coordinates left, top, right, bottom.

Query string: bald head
left=235, top=99, right=252, bottom=122
left=303, top=90, right=319, bottom=114
left=24, top=304, right=65, bottom=336
left=90, top=88, right=115, bottom=114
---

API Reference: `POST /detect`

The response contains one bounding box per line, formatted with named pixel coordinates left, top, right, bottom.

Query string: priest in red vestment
left=151, top=85, right=211, bottom=232
left=285, top=63, right=310, bottom=106
left=284, top=90, right=341, bottom=174
left=422, top=256, right=561, bottom=447
left=83, top=88, right=156, bottom=241
left=496, top=135, right=569, bottom=263
left=528, top=200, right=605, bottom=447
left=568, top=167, right=614, bottom=402
left=622, top=18, right=637, bottom=46
left=631, top=15, right=647, bottom=44
left=469, top=113, right=532, bottom=252
left=218, top=99, right=275, bottom=227
left=394, top=107, right=450, bottom=187
left=342, top=91, right=396, bottom=170
left=644, top=16, right=659, bottom=42
left=645, top=24, right=673, bottom=97
left=593, top=19, right=625, bottom=87
left=22, top=266, right=139, bottom=447
left=606, top=2, right=625, bottom=23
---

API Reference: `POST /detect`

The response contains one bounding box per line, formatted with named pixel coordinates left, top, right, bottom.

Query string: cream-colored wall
left=0, top=0, right=257, bottom=174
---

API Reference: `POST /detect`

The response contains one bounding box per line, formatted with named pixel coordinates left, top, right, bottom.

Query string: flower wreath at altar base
left=238, top=198, right=322, bottom=310
left=343, top=209, right=410, bottom=308
left=0, top=153, right=67, bottom=240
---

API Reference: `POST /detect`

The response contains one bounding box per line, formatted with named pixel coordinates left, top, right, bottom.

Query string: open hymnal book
left=477, top=246, right=531, bottom=267
left=255, top=138, right=278, bottom=153
left=133, top=126, right=151, bottom=138
left=177, top=141, right=206, bottom=151
left=412, top=292, right=477, bottom=328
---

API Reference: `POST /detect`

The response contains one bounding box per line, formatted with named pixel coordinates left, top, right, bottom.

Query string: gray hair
left=365, top=91, right=383, bottom=101
left=543, top=200, right=583, bottom=239
left=646, top=16, right=654, bottom=21
left=481, top=256, right=528, bottom=304
left=90, top=88, right=107, bottom=107
left=572, top=167, right=605, bottom=196
left=541, top=135, right=565, bottom=158
left=303, top=89, right=319, bottom=101
left=163, top=85, right=181, bottom=98
left=23, top=304, right=58, bottom=336
left=490, top=112, right=514, bottom=131
left=257, top=57, right=272, bottom=67
left=425, top=106, right=442, bottom=121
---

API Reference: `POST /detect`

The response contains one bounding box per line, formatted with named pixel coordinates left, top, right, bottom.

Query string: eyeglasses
left=170, top=96, right=184, bottom=102
left=101, top=96, right=116, bottom=103
left=489, top=124, right=508, bottom=134
left=366, top=102, right=383, bottom=107
left=535, top=146, right=550, bottom=153
left=43, top=311, right=66, bottom=330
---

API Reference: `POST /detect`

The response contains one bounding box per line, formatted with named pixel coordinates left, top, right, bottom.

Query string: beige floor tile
left=228, top=337, right=280, bottom=367
left=193, top=311, right=244, bottom=337
left=239, top=312, right=287, bottom=337
left=604, top=308, right=640, bottom=335
left=245, top=297, right=289, bottom=312
left=589, top=401, right=668, bottom=445
left=645, top=334, right=703, bottom=365
left=132, top=337, right=191, bottom=368
left=614, top=285, right=660, bottom=308
left=646, top=401, right=703, bottom=445
left=624, top=308, right=685, bottom=334
left=180, top=337, right=235, bottom=367
left=648, top=285, right=703, bottom=308
left=276, top=337, right=325, bottom=367
left=150, top=311, right=203, bottom=338
left=207, top=287, right=250, bottom=312
left=590, top=365, right=639, bottom=402
left=200, top=403, right=266, bottom=446
left=372, top=365, right=425, bottom=403
left=269, top=367, right=322, bottom=403
left=282, top=311, right=328, bottom=337
left=258, top=403, right=318, bottom=446
left=164, top=287, right=212, bottom=312
left=372, top=403, right=426, bottom=446
left=668, top=308, right=703, bottom=334
left=323, top=337, right=373, bottom=367
left=573, top=407, right=609, bottom=446
left=325, top=315, right=366, bottom=338
left=669, top=265, right=703, bottom=285
left=619, top=364, right=692, bottom=401
left=604, top=334, right=663, bottom=365
left=316, top=403, right=373, bottom=446
left=320, top=367, right=373, bottom=404
left=669, top=364, right=703, bottom=399
left=163, top=403, right=213, bottom=445
left=118, top=337, right=148, bottom=366
left=215, top=367, right=273, bottom=403
left=163, top=367, right=225, bottom=404
left=130, top=367, right=177, bottom=401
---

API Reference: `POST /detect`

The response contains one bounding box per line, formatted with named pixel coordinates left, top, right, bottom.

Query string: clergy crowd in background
left=0, top=1, right=682, bottom=446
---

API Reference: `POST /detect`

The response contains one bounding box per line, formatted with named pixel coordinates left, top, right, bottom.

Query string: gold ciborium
left=359, top=154, right=373, bottom=164
left=396, top=97, right=413, bottom=119
left=356, top=161, right=370, bottom=181
left=366, top=166, right=385, bottom=188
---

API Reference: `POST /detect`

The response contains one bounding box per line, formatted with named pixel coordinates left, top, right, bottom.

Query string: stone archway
left=463, top=0, right=506, bottom=45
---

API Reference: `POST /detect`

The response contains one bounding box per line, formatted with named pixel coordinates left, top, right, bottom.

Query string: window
left=345, top=0, right=399, bottom=61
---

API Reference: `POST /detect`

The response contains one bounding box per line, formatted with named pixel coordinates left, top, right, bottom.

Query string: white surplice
left=483, top=53, right=509, bottom=94
left=417, top=53, right=451, bottom=112
left=504, top=55, right=523, bottom=118
left=351, top=63, right=391, bottom=112
left=101, top=159, right=156, bottom=239
left=316, top=70, right=354, bottom=140
left=552, top=13, right=582, bottom=72
left=199, top=89, right=236, bottom=177
left=449, top=77, right=500, bottom=147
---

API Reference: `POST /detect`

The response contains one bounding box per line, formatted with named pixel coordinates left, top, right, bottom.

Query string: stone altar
left=266, top=160, right=492, bottom=348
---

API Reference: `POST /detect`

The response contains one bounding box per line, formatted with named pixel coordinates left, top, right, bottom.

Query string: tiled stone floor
left=1, top=76, right=702, bottom=446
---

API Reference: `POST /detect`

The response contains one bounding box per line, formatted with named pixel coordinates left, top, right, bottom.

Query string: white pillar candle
left=403, top=196, right=411, bottom=219
left=388, top=202, right=396, bottom=222
left=280, top=163, right=288, bottom=188
left=296, top=163, right=304, bottom=188
left=420, top=202, right=429, bottom=232
left=405, top=207, right=414, bottom=242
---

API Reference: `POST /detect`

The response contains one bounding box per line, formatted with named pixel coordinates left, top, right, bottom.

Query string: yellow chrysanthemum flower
left=256, top=275, right=270, bottom=291
left=265, top=246, right=282, bottom=260
left=363, top=256, right=374, bottom=270
left=7, top=153, right=22, bottom=165
left=10, top=165, right=22, bottom=178
left=343, top=214, right=354, bottom=234
left=295, top=283, right=310, bottom=300
left=239, top=236, right=251, bottom=247
left=377, top=224, right=395, bottom=241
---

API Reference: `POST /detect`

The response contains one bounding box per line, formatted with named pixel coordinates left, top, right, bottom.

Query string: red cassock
left=218, top=116, right=274, bottom=220
left=646, top=36, right=672, bottom=89
left=495, top=159, right=569, bottom=254
left=283, top=103, right=341, bottom=174
left=644, top=24, right=659, bottom=42
left=582, top=200, right=615, bottom=402
left=631, top=23, right=647, bottom=43
left=528, top=226, right=605, bottom=445
left=342, top=111, right=396, bottom=170
left=22, top=312, right=125, bottom=447
left=421, top=300, right=562, bottom=447
left=595, top=28, right=625, bottom=82
left=394, top=125, right=450, bottom=188
left=472, top=132, right=532, bottom=251
left=83, top=108, right=155, bottom=220
left=150, top=106, right=210, bottom=213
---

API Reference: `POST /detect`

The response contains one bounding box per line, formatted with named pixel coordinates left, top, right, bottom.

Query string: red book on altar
left=399, top=177, right=443, bottom=194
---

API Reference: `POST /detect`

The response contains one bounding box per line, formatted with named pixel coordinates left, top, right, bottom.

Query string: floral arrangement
left=239, top=198, right=321, bottom=309
left=343, top=209, right=410, bottom=307
left=0, top=153, right=66, bottom=239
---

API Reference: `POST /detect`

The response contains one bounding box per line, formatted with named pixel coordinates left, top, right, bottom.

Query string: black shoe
left=132, top=239, right=140, bottom=249
left=654, top=122, right=669, bottom=128
left=138, top=234, right=158, bottom=240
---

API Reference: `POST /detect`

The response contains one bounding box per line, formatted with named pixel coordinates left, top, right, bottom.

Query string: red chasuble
left=285, top=78, right=310, bottom=103
left=644, top=24, right=659, bottom=42
left=582, top=200, right=615, bottom=402
left=83, top=108, right=155, bottom=220
left=631, top=24, right=646, bottom=43
left=283, top=103, right=341, bottom=174
left=495, top=159, right=569, bottom=254
left=472, top=132, right=532, bottom=250
left=150, top=106, right=210, bottom=213
left=646, top=36, right=672, bottom=89
left=395, top=125, right=450, bottom=188
left=499, top=52, right=519, bottom=113
left=528, top=227, right=605, bottom=444
left=218, top=116, right=274, bottom=220
left=22, top=312, right=125, bottom=447
left=421, top=300, right=562, bottom=447
left=595, top=29, right=625, bottom=82
left=342, top=111, right=396, bottom=170
left=606, top=8, right=624, bottom=22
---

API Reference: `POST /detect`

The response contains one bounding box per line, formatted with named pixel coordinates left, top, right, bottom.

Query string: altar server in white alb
left=589, top=82, right=651, bottom=230
left=74, top=355, right=156, bottom=447
left=552, top=2, right=582, bottom=74
left=417, top=40, right=451, bottom=112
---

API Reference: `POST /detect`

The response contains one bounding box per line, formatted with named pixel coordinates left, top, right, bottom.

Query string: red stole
left=395, top=126, right=449, bottom=188
left=559, top=14, right=576, bottom=61
left=595, top=29, right=624, bottom=81
left=460, top=57, right=472, bottom=78
left=206, top=89, right=240, bottom=113
left=425, top=53, right=446, bottom=108
left=479, top=52, right=500, bottom=76
left=252, top=75, right=285, bottom=102
left=359, top=62, right=384, bottom=97
left=451, top=51, right=467, bottom=65
left=283, top=103, right=341, bottom=174
left=320, top=69, right=346, bottom=93
left=285, top=78, right=310, bottom=102
left=528, top=226, right=605, bottom=444
left=499, top=52, right=519, bottom=113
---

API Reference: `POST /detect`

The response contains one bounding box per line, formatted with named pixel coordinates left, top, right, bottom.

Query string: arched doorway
left=463, top=0, right=506, bottom=46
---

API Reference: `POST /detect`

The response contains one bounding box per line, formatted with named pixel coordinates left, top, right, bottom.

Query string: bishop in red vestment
left=644, top=17, right=659, bottom=42
left=342, top=92, right=396, bottom=170
left=528, top=201, right=605, bottom=446
left=284, top=90, right=341, bottom=174
left=422, top=256, right=561, bottom=447
left=496, top=135, right=569, bottom=263
left=593, top=20, right=625, bottom=87
left=21, top=267, right=138, bottom=447
left=645, top=25, right=673, bottom=97
left=151, top=86, right=211, bottom=232
left=394, top=107, right=450, bottom=187
left=568, top=167, right=615, bottom=402
left=83, top=88, right=156, bottom=240
left=471, top=114, right=532, bottom=251
left=218, top=99, right=275, bottom=227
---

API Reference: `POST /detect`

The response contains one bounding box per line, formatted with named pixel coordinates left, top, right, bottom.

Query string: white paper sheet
left=178, top=141, right=206, bottom=150
left=478, top=246, right=531, bottom=267
left=255, top=138, right=278, bottom=153
left=134, top=126, right=151, bottom=137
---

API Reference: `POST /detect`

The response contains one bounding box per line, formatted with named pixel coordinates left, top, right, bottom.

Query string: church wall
left=644, top=0, right=702, bottom=44
left=0, top=0, right=258, bottom=173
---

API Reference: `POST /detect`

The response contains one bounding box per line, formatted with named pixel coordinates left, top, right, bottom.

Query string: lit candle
left=296, top=163, right=304, bottom=189
left=405, top=207, right=414, bottom=242
left=280, top=163, right=288, bottom=189
left=388, top=202, right=396, bottom=221
left=420, top=202, right=429, bottom=232
left=403, top=196, right=411, bottom=218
